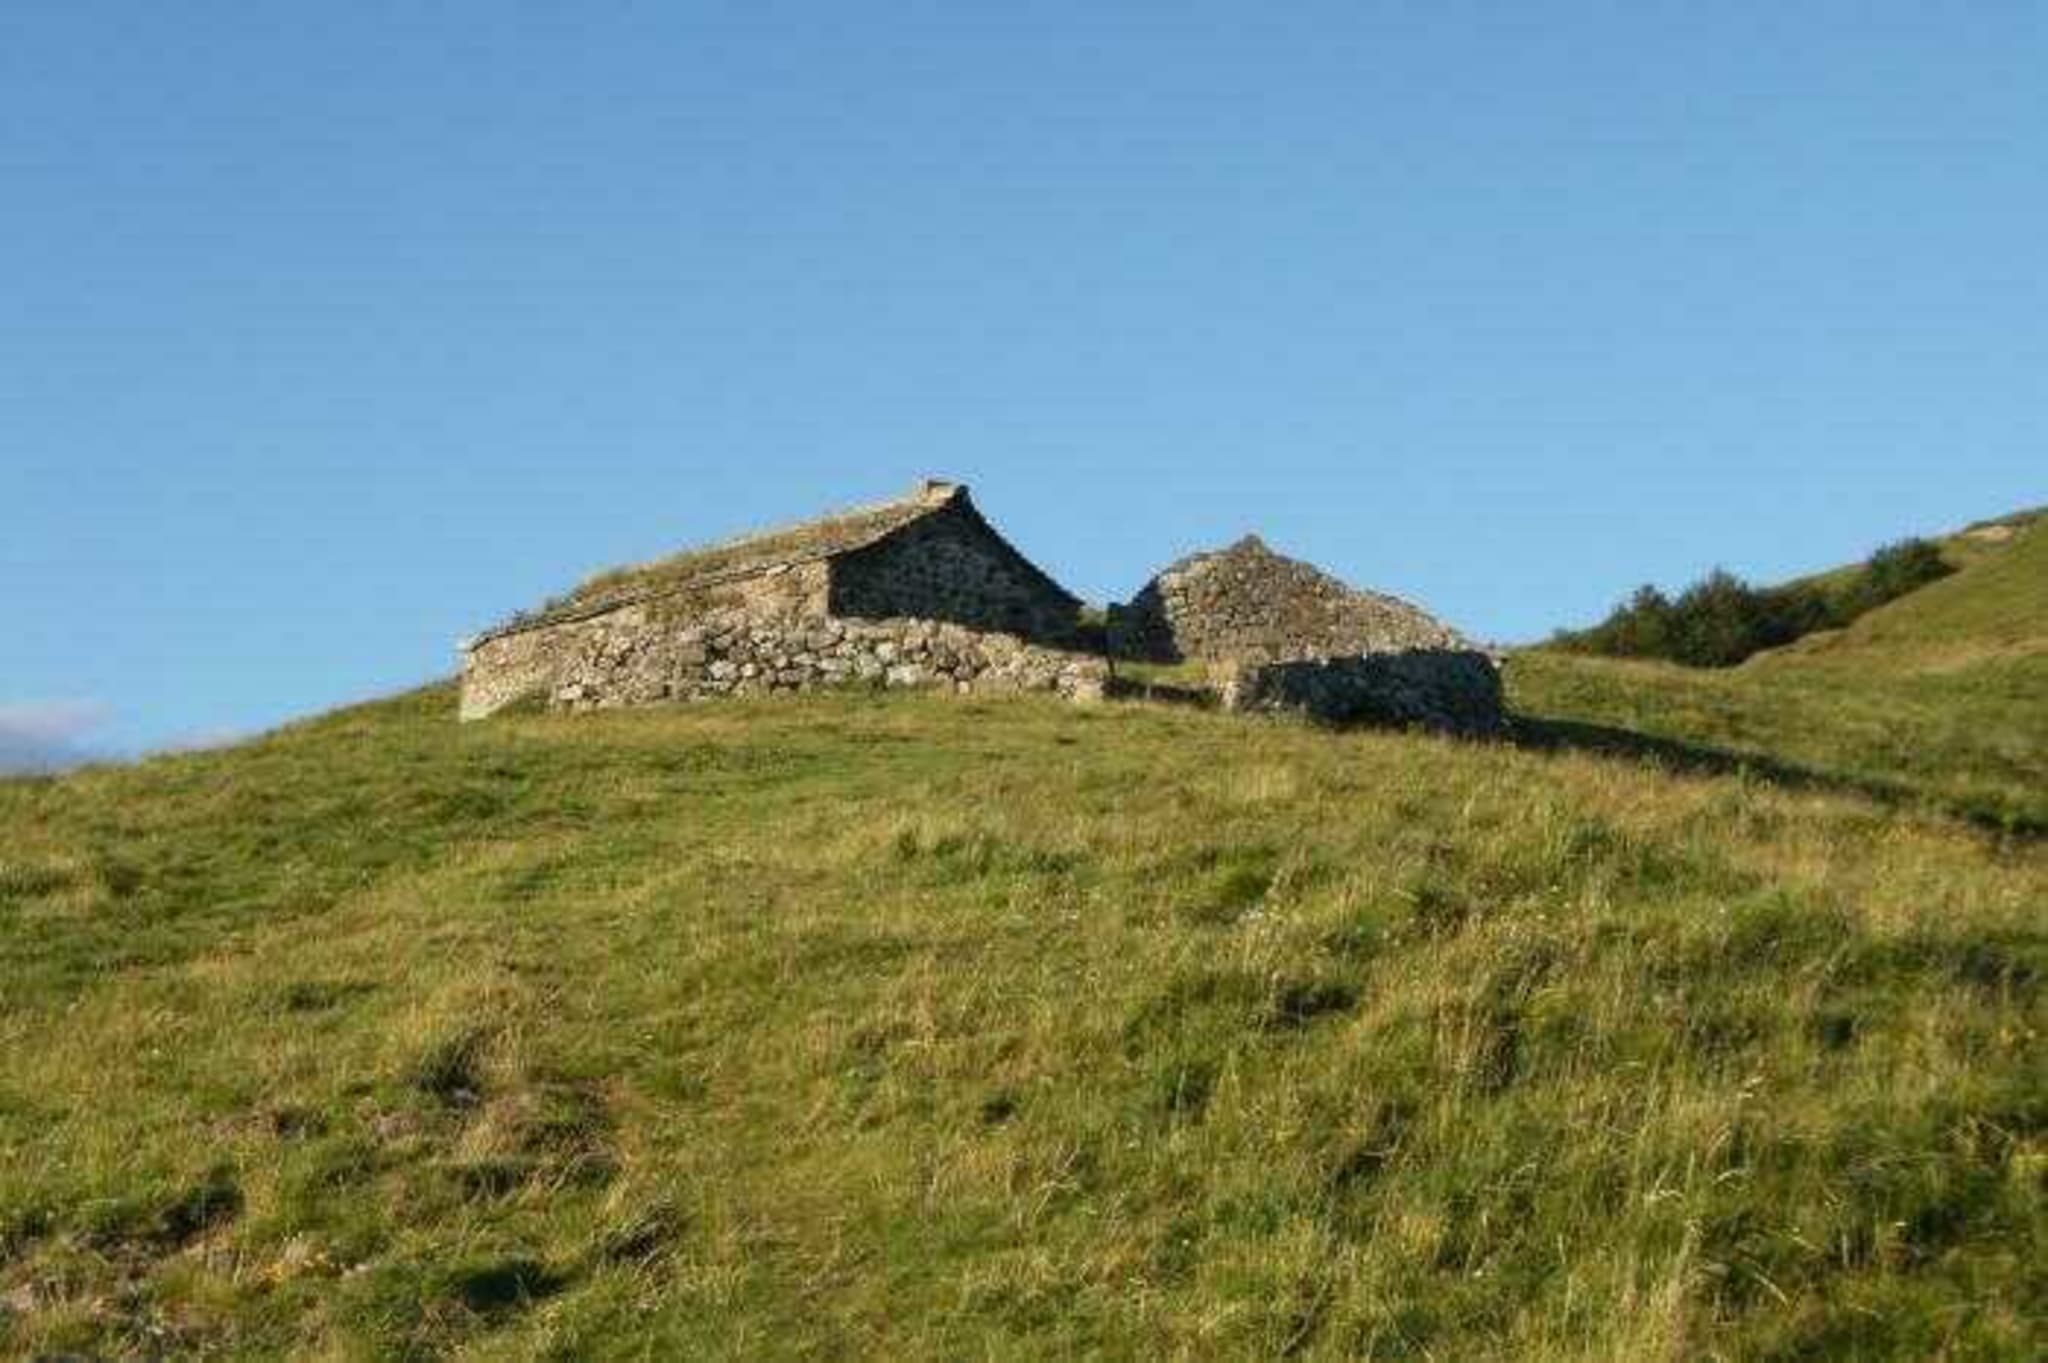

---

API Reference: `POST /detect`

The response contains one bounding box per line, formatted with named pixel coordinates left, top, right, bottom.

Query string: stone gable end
left=1109, top=535, right=1504, bottom=734
left=459, top=482, right=1099, bottom=719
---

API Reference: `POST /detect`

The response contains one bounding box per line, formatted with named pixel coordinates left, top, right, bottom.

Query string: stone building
left=460, top=480, right=1104, bottom=720
left=1109, top=535, right=1504, bottom=733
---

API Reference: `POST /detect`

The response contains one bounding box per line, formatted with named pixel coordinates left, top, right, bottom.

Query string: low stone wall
left=1217, top=648, right=1504, bottom=735
left=461, top=605, right=1107, bottom=719
left=459, top=614, right=612, bottom=721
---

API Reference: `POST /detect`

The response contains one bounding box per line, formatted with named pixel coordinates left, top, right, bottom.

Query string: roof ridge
left=670, top=481, right=952, bottom=564
left=1151, top=534, right=1472, bottom=645
left=471, top=480, right=968, bottom=643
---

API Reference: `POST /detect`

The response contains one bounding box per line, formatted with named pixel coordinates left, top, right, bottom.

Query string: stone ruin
left=1108, top=535, right=1504, bottom=734
left=460, top=481, right=1106, bottom=720
left=461, top=481, right=1502, bottom=734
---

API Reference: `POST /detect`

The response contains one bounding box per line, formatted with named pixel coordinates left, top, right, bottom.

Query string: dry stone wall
left=461, top=617, right=604, bottom=721
left=553, top=609, right=1105, bottom=709
left=462, top=602, right=1106, bottom=718
left=1218, top=650, right=1504, bottom=735
left=461, top=562, right=832, bottom=719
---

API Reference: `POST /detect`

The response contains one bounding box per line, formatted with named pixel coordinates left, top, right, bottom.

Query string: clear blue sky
left=4, top=4, right=2042, bottom=761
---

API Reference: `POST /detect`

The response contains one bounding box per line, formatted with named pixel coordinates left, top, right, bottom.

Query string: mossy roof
left=479, top=481, right=982, bottom=640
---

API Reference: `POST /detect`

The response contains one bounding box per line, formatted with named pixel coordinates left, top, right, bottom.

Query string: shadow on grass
left=1104, top=676, right=1216, bottom=709
left=1508, top=714, right=2043, bottom=841
left=1091, top=670, right=2039, bottom=841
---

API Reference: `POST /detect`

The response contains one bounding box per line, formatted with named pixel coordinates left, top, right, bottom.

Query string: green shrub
left=1833, top=538, right=1953, bottom=620
left=1555, top=538, right=1952, bottom=668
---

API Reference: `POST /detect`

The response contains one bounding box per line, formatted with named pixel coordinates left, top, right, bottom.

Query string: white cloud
left=0, top=700, right=111, bottom=742
left=0, top=700, right=113, bottom=774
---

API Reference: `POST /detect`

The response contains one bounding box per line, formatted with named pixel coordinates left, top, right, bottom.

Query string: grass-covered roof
left=488, top=482, right=963, bottom=637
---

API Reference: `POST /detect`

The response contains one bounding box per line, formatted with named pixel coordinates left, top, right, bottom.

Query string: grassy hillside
left=1798, top=510, right=2045, bottom=660
left=1549, top=509, right=2040, bottom=670
left=2, top=516, right=2042, bottom=1359
left=2, top=676, right=2041, bottom=1359
left=1517, top=514, right=2048, bottom=834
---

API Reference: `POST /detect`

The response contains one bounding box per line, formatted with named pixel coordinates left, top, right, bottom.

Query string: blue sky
left=4, top=4, right=2042, bottom=762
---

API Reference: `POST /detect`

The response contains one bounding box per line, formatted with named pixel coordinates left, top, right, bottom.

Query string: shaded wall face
left=1106, top=586, right=1182, bottom=663
left=1221, top=649, right=1504, bottom=735
left=826, top=513, right=1081, bottom=647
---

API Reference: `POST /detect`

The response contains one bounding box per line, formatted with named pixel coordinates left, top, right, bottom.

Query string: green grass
left=0, top=522, right=2041, bottom=1359
left=1518, top=516, right=2048, bottom=834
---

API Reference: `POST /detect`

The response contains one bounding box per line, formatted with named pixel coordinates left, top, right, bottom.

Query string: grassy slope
left=0, top=527, right=2041, bottom=1360
left=1514, top=517, right=2048, bottom=834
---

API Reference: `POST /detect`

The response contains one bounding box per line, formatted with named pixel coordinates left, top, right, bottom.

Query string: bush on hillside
left=1554, top=537, right=1953, bottom=668
left=1834, top=537, right=1952, bottom=620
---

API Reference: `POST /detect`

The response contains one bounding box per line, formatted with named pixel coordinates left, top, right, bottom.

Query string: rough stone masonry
left=460, top=481, right=1107, bottom=719
left=1109, top=534, right=1504, bottom=734
left=461, top=481, right=1501, bottom=734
